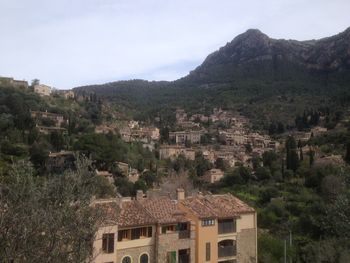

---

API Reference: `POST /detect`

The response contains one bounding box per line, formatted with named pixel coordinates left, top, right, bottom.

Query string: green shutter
left=171, top=251, right=177, bottom=263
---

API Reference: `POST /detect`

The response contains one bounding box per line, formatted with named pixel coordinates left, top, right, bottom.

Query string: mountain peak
left=244, top=28, right=265, bottom=35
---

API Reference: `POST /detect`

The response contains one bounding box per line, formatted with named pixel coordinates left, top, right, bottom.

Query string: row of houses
left=169, top=130, right=204, bottom=144
left=0, top=76, right=75, bottom=98
left=93, top=190, right=257, bottom=263
left=119, top=126, right=160, bottom=143
left=175, top=108, right=249, bottom=128
left=0, top=77, right=28, bottom=89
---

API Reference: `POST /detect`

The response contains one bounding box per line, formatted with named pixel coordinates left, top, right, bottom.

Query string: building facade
left=34, top=84, right=52, bottom=96
left=92, top=191, right=257, bottom=263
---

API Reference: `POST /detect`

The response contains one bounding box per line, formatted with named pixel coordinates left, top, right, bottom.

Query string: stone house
left=159, top=145, right=196, bottom=161
left=169, top=130, right=203, bottom=144
left=0, top=77, right=28, bottom=89
left=96, top=170, right=114, bottom=184
left=202, top=169, right=225, bottom=184
left=34, top=84, right=52, bottom=96
left=30, top=110, right=66, bottom=127
left=175, top=109, right=187, bottom=123
left=46, top=151, right=75, bottom=173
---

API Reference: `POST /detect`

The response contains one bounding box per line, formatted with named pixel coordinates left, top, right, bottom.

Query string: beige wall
left=92, top=225, right=118, bottom=263
left=237, top=212, right=257, bottom=263
left=196, top=220, right=218, bottom=263
left=237, top=213, right=255, bottom=231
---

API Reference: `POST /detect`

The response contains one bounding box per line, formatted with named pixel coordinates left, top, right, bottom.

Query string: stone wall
left=156, top=231, right=195, bottom=263
left=117, top=245, right=154, bottom=263
left=237, top=228, right=257, bottom=263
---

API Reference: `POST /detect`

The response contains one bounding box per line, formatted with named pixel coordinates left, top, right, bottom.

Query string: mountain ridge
left=74, top=27, right=350, bottom=127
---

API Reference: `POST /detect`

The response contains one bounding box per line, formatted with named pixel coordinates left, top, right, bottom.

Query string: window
left=102, top=233, right=114, bottom=254
left=161, top=225, right=176, bottom=234
left=167, top=251, right=176, bottom=263
left=122, top=256, right=132, bottom=263
left=118, top=230, right=130, bottom=241
left=206, top=242, right=211, bottom=261
left=202, top=219, right=215, bottom=226
left=140, top=254, right=148, bottom=263
left=218, top=219, right=236, bottom=234
left=118, top=227, right=152, bottom=241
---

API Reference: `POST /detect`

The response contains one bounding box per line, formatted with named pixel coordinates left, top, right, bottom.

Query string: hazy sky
left=0, top=0, right=349, bottom=89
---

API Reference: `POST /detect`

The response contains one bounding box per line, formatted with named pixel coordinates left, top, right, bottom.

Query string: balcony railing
left=178, top=254, right=190, bottom=263
left=218, top=221, right=236, bottom=234
left=178, top=230, right=190, bottom=239
left=218, top=246, right=236, bottom=258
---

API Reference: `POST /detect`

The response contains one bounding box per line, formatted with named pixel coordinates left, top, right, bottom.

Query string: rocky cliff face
left=186, top=27, right=350, bottom=82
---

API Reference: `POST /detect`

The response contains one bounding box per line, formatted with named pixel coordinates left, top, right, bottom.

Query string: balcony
left=218, top=240, right=236, bottom=258
left=178, top=230, right=190, bottom=239
left=178, top=254, right=190, bottom=263
left=178, top=249, right=190, bottom=263
left=218, top=219, right=236, bottom=235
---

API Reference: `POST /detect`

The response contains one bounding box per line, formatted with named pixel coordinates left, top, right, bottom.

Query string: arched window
left=140, top=253, right=148, bottom=263
left=122, top=256, right=132, bottom=263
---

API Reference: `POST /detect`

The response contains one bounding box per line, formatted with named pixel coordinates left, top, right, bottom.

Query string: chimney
left=177, top=188, right=185, bottom=200
left=136, top=190, right=144, bottom=200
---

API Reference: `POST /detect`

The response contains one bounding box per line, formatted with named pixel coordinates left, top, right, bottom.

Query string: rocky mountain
left=183, top=27, right=350, bottom=84
left=75, top=27, right=350, bottom=127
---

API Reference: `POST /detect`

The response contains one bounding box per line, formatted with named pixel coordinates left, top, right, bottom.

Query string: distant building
left=176, top=108, right=187, bottom=123
left=46, top=151, right=75, bottom=173
left=0, top=77, right=28, bottom=89
left=202, top=168, right=224, bottom=184
left=34, top=84, right=52, bottom=96
left=31, top=110, right=66, bottom=127
left=169, top=130, right=204, bottom=144
left=96, top=170, right=114, bottom=184
left=55, top=90, right=75, bottom=99
left=159, top=145, right=196, bottom=161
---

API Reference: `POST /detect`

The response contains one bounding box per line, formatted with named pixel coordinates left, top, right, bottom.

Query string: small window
left=206, top=242, right=211, bottom=261
left=122, top=257, right=132, bottom=263
left=202, top=219, right=215, bottom=227
left=102, top=233, right=114, bottom=254
left=161, top=225, right=176, bottom=234
left=140, top=254, right=148, bottom=263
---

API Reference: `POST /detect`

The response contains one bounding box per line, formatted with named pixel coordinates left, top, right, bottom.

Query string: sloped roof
left=117, top=200, right=157, bottom=228
left=180, top=193, right=254, bottom=219
left=139, top=197, right=188, bottom=224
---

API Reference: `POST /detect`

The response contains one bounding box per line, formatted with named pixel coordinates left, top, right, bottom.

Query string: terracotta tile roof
left=93, top=200, right=120, bottom=226
left=181, top=193, right=254, bottom=219
left=139, top=197, right=188, bottom=224
left=117, top=200, right=157, bottom=228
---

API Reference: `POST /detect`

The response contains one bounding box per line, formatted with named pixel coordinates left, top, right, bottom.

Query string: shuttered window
left=102, top=233, right=114, bottom=253
left=206, top=242, right=211, bottom=261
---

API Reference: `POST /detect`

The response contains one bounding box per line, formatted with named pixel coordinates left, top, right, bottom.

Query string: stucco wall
left=92, top=225, right=118, bottom=263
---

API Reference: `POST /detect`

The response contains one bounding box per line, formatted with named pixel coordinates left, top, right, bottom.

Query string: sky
left=0, top=0, right=350, bottom=89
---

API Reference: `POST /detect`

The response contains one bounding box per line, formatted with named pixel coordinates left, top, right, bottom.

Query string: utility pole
left=284, top=239, right=287, bottom=263
left=289, top=230, right=293, bottom=263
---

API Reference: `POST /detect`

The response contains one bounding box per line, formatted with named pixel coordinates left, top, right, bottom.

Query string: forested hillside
left=75, top=27, right=350, bottom=130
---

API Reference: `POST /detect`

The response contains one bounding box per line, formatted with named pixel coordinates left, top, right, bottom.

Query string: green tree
left=0, top=157, right=106, bottom=262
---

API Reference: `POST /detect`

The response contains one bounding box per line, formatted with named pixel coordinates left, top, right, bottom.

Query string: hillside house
left=34, top=84, right=52, bottom=96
